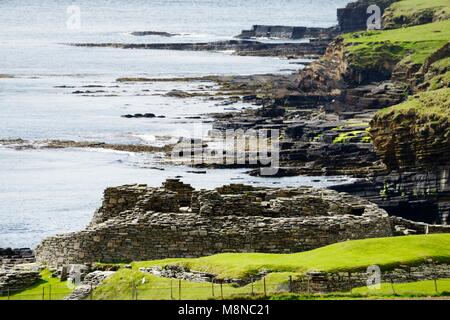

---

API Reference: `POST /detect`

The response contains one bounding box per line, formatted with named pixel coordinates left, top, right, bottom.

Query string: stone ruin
left=35, top=179, right=449, bottom=266
left=0, top=248, right=35, bottom=266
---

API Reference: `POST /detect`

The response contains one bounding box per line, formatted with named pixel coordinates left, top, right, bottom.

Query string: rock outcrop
left=337, top=0, right=397, bottom=32
left=131, top=31, right=179, bottom=37
left=370, top=89, right=450, bottom=171
left=0, top=269, right=40, bottom=294
left=236, top=25, right=339, bottom=40
left=69, top=40, right=329, bottom=58
left=64, top=271, right=115, bottom=300
left=0, top=248, right=35, bottom=266
left=365, top=89, right=450, bottom=224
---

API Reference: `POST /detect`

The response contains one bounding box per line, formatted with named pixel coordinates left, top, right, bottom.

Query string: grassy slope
left=384, top=0, right=450, bottom=28
left=343, top=19, right=450, bottom=69
left=425, top=56, right=450, bottom=90
left=375, top=87, right=450, bottom=118
left=353, top=278, right=450, bottom=295
left=0, top=269, right=73, bottom=300
left=93, top=272, right=450, bottom=300
left=131, top=234, right=450, bottom=279
left=93, top=270, right=309, bottom=300
left=266, top=279, right=450, bottom=300
left=93, top=234, right=450, bottom=300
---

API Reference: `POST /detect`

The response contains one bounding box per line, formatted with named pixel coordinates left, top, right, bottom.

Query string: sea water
left=0, top=0, right=352, bottom=247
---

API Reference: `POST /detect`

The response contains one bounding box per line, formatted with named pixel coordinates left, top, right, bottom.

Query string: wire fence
left=2, top=276, right=449, bottom=300
left=84, top=278, right=296, bottom=300
left=0, top=284, right=73, bottom=300
left=89, top=277, right=450, bottom=300
left=123, top=278, right=450, bottom=301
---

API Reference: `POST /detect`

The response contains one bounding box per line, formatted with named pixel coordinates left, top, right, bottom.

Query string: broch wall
left=35, top=179, right=448, bottom=266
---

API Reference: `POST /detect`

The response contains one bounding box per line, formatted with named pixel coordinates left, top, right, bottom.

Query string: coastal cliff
left=370, top=89, right=450, bottom=170
left=33, top=0, right=450, bottom=266
left=337, top=0, right=397, bottom=32
left=245, top=1, right=450, bottom=225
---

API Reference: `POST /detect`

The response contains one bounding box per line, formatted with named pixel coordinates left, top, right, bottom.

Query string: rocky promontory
left=68, top=39, right=330, bottom=58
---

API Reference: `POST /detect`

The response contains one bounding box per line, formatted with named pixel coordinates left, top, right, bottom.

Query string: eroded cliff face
left=295, top=36, right=409, bottom=112
left=370, top=90, right=450, bottom=170
left=337, top=0, right=397, bottom=32
left=295, top=37, right=348, bottom=97
left=367, top=89, right=450, bottom=224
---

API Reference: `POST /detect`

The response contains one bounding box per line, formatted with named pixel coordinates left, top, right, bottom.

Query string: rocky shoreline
left=68, top=39, right=330, bottom=59
left=1, top=0, right=450, bottom=300
left=54, top=0, right=450, bottom=226
left=0, top=138, right=173, bottom=154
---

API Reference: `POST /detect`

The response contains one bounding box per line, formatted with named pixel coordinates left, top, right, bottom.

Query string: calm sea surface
left=0, top=0, right=352, bottom=248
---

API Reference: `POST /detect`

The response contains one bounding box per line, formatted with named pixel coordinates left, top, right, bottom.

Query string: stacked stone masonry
left=0, top=248, right=35, bottom=266
left=294, top=263, right=450, bottom=293
left=0, top=269, right=40, bottom=293
left=36, top=180, right=447, bottom=266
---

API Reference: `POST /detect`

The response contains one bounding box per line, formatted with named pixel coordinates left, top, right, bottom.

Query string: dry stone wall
left=0, top=269, right=40, bottom=293
left=35, top=179, right=432, bottom=266
left=294, top=263, right=450, bottom=293
left=0, top=248, right=35, bottom=266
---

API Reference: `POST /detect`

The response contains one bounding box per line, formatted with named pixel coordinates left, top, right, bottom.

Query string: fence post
left=179, top=279, right=181, bottom=300
left=42, top=286, right=45, bottom=300
left=211, top=280, right=214, bottom=297
left=220, top=282, right=223, bottom=300
left=7, top=288, right=10, bottom=300
left=135, top=286, right=138, bottom=301
left=263, top=277, right=267, bottom=297
left=307, top=277, right=310, bottom=294
left=90, top=284, right=93, bottom=300
left=49, top=285, right=52, bottom=300
left=433, top=261, right=438, bottom=294
left=170, top=280, right=173, bottom=300
left=251, top=277, right=254, bottom=296
left=390, top=278, right=396, bottom=295
left=289, top=276, right=293, bottom=293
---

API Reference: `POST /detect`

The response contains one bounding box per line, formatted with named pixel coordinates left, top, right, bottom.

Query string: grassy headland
left=383, top=0, right=450, bottom=29
left=343, top=19, right=450, bottom=74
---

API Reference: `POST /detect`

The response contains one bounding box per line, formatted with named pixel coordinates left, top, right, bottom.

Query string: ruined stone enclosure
left=36, top=179, right=394, bottom=266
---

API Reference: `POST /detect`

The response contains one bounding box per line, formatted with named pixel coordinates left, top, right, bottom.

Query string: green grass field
left=131, top=234, right=450, bottom=279
left=264, top=278, right=450, bottom=300
left=383, top=0, right=450, bottom=28
left=3, top=234, right=450, bottom=300
left=91, top=234, right=450, bottom=300
left=0, top=269, right=73, bottom=300
left=92, top=272, right=450, bottom=300
left=353, top=278, right=450, bottom=295
left=375, top=88, right=450, bottom=119
left=343, top=19, right=450, bottom=69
